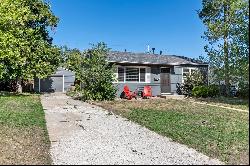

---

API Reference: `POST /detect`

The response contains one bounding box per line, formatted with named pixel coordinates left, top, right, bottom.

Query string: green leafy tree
left=77, top=42, right=117, bottom=101
left=60, top=46, right=83, bottom=77
left=198, top=0, right=249, bottom=96
left=186, top=70, right=205, bottom=87
left=181, top=70, right=205, bottom=96
left=0, top=0, right=61, bottom=92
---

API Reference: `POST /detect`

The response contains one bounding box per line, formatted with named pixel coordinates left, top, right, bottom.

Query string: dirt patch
left=0, top=125, right=51, bottom=165
left=93, top=98, right=203, bottom=115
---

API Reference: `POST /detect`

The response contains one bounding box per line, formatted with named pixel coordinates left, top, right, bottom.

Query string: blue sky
left=50, top=0, right=207, bottom=58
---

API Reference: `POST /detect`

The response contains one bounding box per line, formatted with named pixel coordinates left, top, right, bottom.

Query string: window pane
left=118, top=67, right=124, bottom=82
left=183, top=68, right=189, bottom=77
left=140, top=68, right=146, bottom=82
left=161, top=68, right=170, bottom=73
left=183, top=68, right=189, bottom=73
left=126, top=67, right=139, bottom=82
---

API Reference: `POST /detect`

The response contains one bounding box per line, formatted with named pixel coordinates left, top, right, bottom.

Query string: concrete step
left=161, top=93, right=173, bottom=95
left=160, top=94, right=185, bottom=100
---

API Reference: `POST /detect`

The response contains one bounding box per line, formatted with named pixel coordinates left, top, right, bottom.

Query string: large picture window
left=117, top=66, right=147, bottom=83
left=126, top=67, right=139, bottom=82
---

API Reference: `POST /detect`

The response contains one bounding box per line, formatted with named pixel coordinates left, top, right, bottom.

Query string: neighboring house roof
left=107, top=51, right=208, bottom=66
left=52, top=67, right=75, bottom=76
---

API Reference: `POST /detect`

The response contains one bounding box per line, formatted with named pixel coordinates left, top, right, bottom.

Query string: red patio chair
left=123, top=85, right=137, bottom=100
left=142, top=86, right=152, bottom=99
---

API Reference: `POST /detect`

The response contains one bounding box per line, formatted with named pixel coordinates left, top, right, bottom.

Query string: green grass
left=0, top=94, right=46, bottom=127
left=0, top=92, right=51, bottom=165
left=95, top=99, right=249, bottom=165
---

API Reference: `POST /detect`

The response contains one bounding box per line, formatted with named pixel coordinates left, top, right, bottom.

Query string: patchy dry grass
left=190, top=96, right=249, bottom=111
left=0, top=92, right=51, bottom=165
left=94, top=98, right=249, bottom=165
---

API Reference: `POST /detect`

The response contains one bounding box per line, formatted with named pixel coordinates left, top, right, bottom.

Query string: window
left=183, top=68, right=190, bottom=77
left=161, top=68, right=170, bottom=73
left=118, top=67, right=124, bottom=82
left=116, top=67, right=147, bottom=83
left=126, top=67, right=139, bottom=82
left=182, top=67, right=197, bottom=82
left=140, top=68, right=146, bottom=82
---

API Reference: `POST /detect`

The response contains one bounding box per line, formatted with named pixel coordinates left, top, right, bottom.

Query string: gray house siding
left=114, top=64, right=161, bottom=97
left=113, top=65, right=184, bottom=97
left=150, top=66, right=161, bottom=83
left=108, top=51, right=208, bottom=97
left=170, top=66, right=183, bottom=93
left=113, top=64, right=208, bottom=97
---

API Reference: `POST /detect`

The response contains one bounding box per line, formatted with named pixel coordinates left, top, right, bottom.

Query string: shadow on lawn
left=197, top=96, right=249, bottom=107
left=0, top=91, right=40, bottom=97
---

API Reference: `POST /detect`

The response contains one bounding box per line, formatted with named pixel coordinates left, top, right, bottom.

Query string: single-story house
left=34, top=51, right=208, bottom=95
left=34, top=67, right=75, bottom=92
left=107, top=51, right=208, bottom=97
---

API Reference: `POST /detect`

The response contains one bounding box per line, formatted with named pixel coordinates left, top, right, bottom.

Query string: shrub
left=0, top=80, right=18, bottom=92
left=74, top=84, right=81, bottom=91
left=76, top=42, right=117, bottom=101
left=237, top=82, right=249, bottom=99
left=79, top=85, right=117, bottom=101
left=182, top=69, right=206, bottom=96
left=192, top=86, right=208, bottom=98
left=207, top=84, right=220, bottom=97
left=182, top=83, right=194, bottom=96
left=192, top=84, right=220, bottom=98
left=186, top=70, right=206, bottom=86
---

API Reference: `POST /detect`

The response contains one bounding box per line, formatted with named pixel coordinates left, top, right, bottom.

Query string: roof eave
left=108, top=61, right=208, bottom=66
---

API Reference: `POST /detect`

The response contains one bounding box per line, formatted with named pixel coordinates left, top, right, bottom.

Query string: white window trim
left=114, top=66, right=150, bottom=83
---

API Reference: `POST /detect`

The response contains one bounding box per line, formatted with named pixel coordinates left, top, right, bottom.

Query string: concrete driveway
left=41, top=93, right=223, bottom=165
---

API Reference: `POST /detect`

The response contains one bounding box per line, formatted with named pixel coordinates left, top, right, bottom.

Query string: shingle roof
left=107, top=51, right=208, bottom=66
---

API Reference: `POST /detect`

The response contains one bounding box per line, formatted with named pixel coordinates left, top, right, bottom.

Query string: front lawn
left=94, top=98, right=249, bottom=165
left=0, top=92, right=51, bottom=165
left=190, top=96, right=249, bottom=110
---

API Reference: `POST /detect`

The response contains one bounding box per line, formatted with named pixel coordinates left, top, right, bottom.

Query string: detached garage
left=34, top=67, right=75, bottom=93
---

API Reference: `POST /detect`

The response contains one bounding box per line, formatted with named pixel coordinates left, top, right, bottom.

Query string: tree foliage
left=60, top=46, right=83, bottom=77
left=0, top=0, right=61, bottom=84
left=179, top=69, right=206, bottom=96
left=75, top=42, right=117, bottom=101
left=198, top=0, right=249, bottom=95
left=186, top=70, right=206, bottom=87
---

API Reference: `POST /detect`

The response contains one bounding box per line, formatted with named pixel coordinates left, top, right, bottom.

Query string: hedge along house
left=107, top=51, right=209, bottom=97
left=34, top=67, right=75, bottom=93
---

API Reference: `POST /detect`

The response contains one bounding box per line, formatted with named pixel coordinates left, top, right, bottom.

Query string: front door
left=160, top=68, right=171, bottom=93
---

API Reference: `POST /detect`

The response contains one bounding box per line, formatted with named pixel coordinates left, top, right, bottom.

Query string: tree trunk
left=16, top=77, right=22, bottom=93
left=224, top=2, right=230, bottom=96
